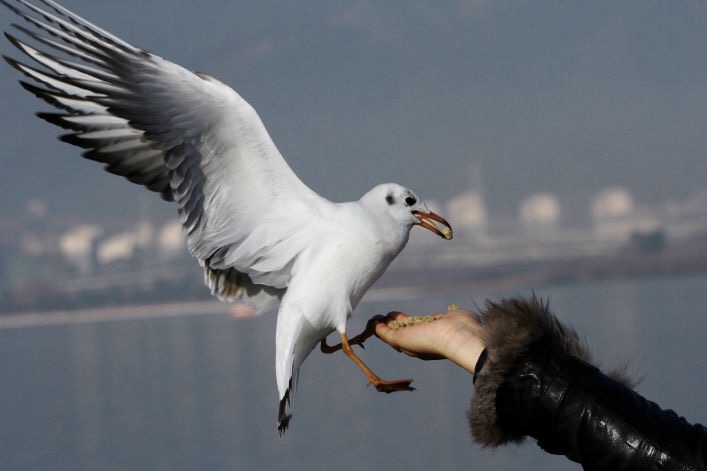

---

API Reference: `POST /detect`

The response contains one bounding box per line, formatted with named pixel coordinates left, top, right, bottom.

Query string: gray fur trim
left=468, top=296, right=592, bottom=446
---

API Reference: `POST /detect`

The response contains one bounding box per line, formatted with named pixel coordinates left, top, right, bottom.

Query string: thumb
left=373, top=311, right=410, bottom=347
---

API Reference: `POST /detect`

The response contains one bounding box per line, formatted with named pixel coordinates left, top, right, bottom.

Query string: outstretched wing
left=2, top=0, right=329, bottom=311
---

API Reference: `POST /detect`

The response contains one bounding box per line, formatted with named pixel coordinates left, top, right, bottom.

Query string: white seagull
left=1, top=0, right=453, bottom=434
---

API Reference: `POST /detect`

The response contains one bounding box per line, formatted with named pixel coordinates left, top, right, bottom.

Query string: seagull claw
left=370, top=378, right=415, bottom=393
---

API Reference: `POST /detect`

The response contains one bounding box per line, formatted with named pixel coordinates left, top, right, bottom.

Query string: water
left=1, top=274, right=706, bottom=471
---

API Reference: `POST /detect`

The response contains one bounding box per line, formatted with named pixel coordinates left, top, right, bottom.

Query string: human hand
left=373, top=307, right=486, bottom=374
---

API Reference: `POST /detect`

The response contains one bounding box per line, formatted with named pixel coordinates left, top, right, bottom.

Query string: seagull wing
left=3, top=0, right=328, bottom=312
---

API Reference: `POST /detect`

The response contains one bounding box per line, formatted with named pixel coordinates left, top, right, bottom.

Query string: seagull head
left=361, top=183, right=453, bottom=240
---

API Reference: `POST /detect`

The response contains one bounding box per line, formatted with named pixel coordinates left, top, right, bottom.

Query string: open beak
left=411, top=210, right=453, bottom=240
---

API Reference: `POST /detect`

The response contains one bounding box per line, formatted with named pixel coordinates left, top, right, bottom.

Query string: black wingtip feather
left=58, top=132, right=92, bottom=148
left=4, top=29, right=24, bottom=51
left=36, top=111, right=75, bottom=130
left=0, top=0, right=22, bottom=17
left=2, top=52, right=22, bottom=72
left=19, top=81, right=86, bottom=114
left=277, top=377, right=295, bottom=436
left=277, top=392, right=292, bottom=437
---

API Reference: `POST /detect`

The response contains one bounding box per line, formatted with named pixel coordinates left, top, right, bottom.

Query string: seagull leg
left=320, top=328, right=371, bottom=353
left=320, top=315, right=384, bottom=353
left=337, top=332, right=415, bottom=393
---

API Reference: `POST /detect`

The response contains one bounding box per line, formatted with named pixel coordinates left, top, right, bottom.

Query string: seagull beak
left=411, top=210, right=453, bottom=240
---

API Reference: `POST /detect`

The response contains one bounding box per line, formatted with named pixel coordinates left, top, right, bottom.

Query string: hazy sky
left=1, top=0, right=706, bottom=224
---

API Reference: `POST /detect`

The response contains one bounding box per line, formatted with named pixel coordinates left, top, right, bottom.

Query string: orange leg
left=335, top=332, right=414, bottom=393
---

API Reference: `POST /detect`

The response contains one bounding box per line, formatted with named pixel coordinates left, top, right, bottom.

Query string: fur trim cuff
left=467, top=296, right=591, bottom=446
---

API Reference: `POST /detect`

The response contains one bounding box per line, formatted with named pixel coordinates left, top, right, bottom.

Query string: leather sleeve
left=496, top=341, right=707, bottom=470
left=467, top=297, right=707, bottom=470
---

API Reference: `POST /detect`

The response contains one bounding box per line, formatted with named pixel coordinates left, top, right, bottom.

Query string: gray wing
left=2, top=0, right=330, bottom=312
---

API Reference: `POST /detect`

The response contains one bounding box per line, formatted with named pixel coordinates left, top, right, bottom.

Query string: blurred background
left=1, top=1, right=706, bottom=470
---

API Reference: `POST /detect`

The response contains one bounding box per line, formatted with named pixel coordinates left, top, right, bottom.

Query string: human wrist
left=442, top=323, right=485, bottom=373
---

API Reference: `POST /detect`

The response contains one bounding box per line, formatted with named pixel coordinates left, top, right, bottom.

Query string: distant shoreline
left=3, top=269, right=707, bottom=330
left=2, top=233, right=706, bottom=327
left=0, top=300, right=228, bottom=329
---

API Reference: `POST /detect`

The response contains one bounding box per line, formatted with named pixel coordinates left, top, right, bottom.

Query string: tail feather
left=274, top=301, right=335, bottom=435
left=277, top=378, right=294, bottom=436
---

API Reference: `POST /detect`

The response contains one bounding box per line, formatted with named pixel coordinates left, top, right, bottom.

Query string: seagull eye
left=404, top=196, right=417, bottom=206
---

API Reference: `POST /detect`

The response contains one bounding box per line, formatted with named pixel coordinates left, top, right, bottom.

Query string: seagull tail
left=274, top=303, right=327, bottom=435
left=277, top=377, right=296, bottom=436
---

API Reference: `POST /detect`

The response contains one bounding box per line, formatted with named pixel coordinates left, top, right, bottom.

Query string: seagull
left=1, top=0, right=453, bottom=434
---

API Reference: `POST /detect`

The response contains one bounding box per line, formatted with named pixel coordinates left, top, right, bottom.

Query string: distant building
left=158, top=220, right=186, bottom=260
left=59, top=225, right=102, bottom=276
left=591, top=187, right=634, bottom=220
left=97, top=232, right=138, bottom=265
left=591, top=187, right=657, bottom=240
left=97, top=222, right=155, bottom=267
left=445, top=190, right=487, bottom=239
left=444, top=161, right=487, bottom=240
left=661, top=189, right=707, bottom=238
left=519, top=192, right=560, bottom=235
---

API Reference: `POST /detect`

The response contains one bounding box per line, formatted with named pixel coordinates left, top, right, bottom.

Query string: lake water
left=1, top=274, right=706, bottom=470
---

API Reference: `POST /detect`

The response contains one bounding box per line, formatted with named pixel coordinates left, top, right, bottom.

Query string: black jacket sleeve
left=468, top=297, right=707, bottom=471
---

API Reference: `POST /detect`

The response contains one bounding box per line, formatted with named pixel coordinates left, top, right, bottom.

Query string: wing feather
left=2, top=0, right=329, bottom=311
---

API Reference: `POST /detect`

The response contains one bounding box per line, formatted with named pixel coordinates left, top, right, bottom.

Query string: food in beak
left=411, top=210, right=453, bottom=240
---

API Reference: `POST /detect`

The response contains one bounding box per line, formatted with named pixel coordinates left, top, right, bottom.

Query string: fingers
left=369, top=308, right=485, bottom=367
left=372, top=312, right=400, bottom=343
left=372, top=311, right=447, bottom=358
left=373, top=311, right=446, bottom=334
left=385, top=311, right=411, bottom=322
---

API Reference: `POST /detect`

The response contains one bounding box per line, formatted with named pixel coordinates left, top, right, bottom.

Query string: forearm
left=467, top=298, right=707, bottom=470
left=494, top=342, right=707, bottom=469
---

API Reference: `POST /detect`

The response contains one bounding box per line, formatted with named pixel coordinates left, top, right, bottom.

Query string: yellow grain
left=388, top=315, right=440, bottom=329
